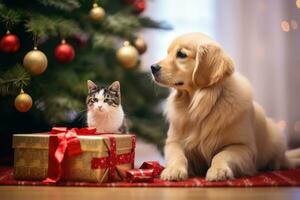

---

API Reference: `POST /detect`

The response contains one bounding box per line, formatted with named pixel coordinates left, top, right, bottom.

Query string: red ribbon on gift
left=91, top=135, right=136, bottom=182
left=126, top=161, right=164, bottom=183
left=43, top=127, right=97, bottom=183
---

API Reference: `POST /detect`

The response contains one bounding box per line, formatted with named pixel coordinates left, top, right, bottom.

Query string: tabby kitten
left=86, top=80, right=128, bottom=133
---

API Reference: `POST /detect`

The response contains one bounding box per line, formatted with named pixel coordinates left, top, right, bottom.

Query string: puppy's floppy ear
left=192, top=44, right=234, bottom=87
left=206, top=45, right=234, bottom=86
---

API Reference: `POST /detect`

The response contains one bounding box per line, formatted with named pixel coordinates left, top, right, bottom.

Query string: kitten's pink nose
left=98, top=105, right=103, bottom=111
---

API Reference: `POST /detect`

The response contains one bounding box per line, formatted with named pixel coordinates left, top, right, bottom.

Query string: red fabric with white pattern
left=126, top=169, right=154, bottom=182
left=126, top=161, right=165, bottom=182
left=1, top=167, right=300, bottom=187
left=140, top=161, right=164, bottom=177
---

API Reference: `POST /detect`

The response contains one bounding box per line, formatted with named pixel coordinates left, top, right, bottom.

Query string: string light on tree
left=89, top=3, right=105, bottom=22
left=116, top=41, right=139, bottom=69
left=54, top=39, right=75, bottom=64
left=0, top=30, right=20, bottom=53
left=15, top=89, right=33, bottom=112
left=134, top=36, right=147, bottom=54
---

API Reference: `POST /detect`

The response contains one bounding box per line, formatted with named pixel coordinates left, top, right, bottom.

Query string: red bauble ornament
left=0, top=32, right=20, bottom=53
left=54, top=40, right=75, bottom=64
left=134, top=0, right=146, bottom=14
left=122, top=0, right=136, bottom=4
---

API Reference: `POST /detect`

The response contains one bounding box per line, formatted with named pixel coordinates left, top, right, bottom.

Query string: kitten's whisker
left=76, top=109, right=88, bottom=122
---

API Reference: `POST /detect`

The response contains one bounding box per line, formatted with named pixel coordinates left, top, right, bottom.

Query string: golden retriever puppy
left=151, top=32, right=300, bottom=181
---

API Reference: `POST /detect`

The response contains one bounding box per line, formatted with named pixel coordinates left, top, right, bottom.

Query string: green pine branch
left=0, top=7, right=21, bottom=26
left=42, top=94, right=84, bottom=123
left=92, top=33, right=116, bottom=49
left=39, top=0, right=81, bottom=12
left=140, top=17, right=172, bottom=30
left=102, top=13, right=141, bottom=37
left=25, top=14, right=81, bottom=37
left=0, top=64, right=31, bottom=96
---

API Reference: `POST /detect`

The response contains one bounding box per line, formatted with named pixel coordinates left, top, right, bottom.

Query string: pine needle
left=25, top=15, right=81, bottom=37
left=39, top=0, right=81, bottom=12
left=0, top=64, right=31, bottom=96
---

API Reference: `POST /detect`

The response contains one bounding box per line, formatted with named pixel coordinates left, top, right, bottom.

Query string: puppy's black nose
left=151, top=64, right=161, bottom=74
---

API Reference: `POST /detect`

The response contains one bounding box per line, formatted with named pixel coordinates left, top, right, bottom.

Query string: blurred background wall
left=140, top=0, right=300, bottom=148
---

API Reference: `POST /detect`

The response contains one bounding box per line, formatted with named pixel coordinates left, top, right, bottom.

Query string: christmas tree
left=0, top=0, right=169, bottom=164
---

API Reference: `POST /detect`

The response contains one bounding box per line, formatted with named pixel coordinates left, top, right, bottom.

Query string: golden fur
left=152, top=33, right=300, bottom=181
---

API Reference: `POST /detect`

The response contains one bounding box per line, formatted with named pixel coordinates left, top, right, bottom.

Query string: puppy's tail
left=285, top=149, right=300, bottom=168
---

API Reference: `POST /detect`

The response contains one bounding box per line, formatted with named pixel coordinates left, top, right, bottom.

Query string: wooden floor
left=1, top=186, right=300, bottom=200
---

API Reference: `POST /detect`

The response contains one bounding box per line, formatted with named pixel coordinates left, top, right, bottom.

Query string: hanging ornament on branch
left=23, top=47, right=48, bottom=75
left=23, top=35, right=48, bottom=75
left=134, top=0, right=146, bottom=14
left=89, top=2, right=105, bottom=22
left=116, top=41, right=139, bottom=69
left=0, top=30, right=20, bottom=53
left=15, top=89, right=33, bottom=112
left=134, top=36, right=147, bottom=54
left=54, top=39, right=75, bottom=64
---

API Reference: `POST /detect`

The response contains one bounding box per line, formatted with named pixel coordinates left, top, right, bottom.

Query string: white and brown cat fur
left=86, top=80, right=128, bottom=133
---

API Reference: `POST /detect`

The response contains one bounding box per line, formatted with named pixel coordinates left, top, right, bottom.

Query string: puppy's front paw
left=206, top=165, right=234, bottom=181
left=160, top=165, right=188, bottom=181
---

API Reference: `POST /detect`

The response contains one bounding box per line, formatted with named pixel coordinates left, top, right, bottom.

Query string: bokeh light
left=294, top=121, right=300, bottom=132
left=296, top=0, right=300, bottom=9
left=277, top=120, right=287, bottom=131
left=281, top=21, right=290, bottom=32
left=291, top=20, right=298, bottom=30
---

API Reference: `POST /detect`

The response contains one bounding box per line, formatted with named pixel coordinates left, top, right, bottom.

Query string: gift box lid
left=13, top=133, right=135, bottom=152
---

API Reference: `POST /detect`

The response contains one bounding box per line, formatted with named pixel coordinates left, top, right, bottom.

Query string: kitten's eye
left=93, top=98, right=98, bottom=102
left=103, top=99, right=108, bottom=103
left=176, top=50, right=187, bottom=59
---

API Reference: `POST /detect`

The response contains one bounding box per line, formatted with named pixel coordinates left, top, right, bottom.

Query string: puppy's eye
left=176, top=50, right=187, bottom=59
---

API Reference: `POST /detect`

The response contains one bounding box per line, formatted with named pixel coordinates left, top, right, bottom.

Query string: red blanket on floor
left=1, top=167, right=300, bottom=187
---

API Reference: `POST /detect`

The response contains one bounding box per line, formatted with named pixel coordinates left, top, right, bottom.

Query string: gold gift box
left=13, top=133, right=135, bottom=182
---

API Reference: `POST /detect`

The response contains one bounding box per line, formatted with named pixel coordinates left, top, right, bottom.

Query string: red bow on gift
left=43, top=127, right=97, bottom=183
left=126, top=161, right=164, bottom=183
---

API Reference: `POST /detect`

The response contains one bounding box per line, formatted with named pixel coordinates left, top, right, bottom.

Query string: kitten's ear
left=109, top=81, right=120, bottom=93
left=87, top=80, right=97, bottom=91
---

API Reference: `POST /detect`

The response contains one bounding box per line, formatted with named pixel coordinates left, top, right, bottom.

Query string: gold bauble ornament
left=134, top=37, right=147, bottom=54
left=15, top=89, right=33, bottom=112
left=89, top=3, right=105, bottom=22
left=116, top=41, right=139, bottom=69
left=23, top=47, right=48, bottom=75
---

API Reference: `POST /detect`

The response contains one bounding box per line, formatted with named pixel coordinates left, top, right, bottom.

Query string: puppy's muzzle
left=151, top=64, right=161, bottom=75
